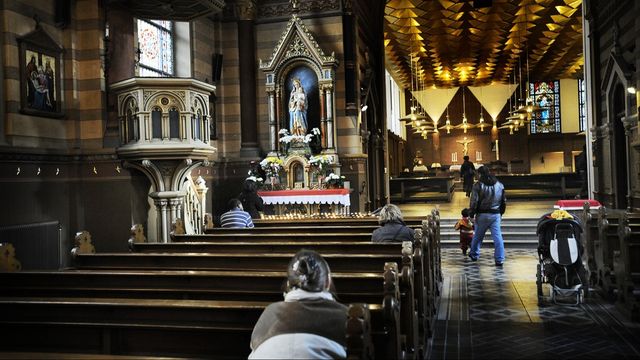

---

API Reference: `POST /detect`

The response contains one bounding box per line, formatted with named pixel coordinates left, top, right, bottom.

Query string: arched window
left=193, top=109, right=202, bottom=141
left=169, top=108, right=180, bottom=139
left=151, top=107, right=162, bottom=139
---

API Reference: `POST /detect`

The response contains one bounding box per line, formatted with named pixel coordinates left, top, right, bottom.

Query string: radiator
left=0, top=221, right=62, bottom=270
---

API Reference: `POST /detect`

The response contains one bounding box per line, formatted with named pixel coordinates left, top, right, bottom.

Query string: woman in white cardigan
left=249, top=250, right=348, bottom=359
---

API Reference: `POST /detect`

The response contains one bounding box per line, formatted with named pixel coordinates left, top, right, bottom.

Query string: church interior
left=1, top=0, right=640, bottom=358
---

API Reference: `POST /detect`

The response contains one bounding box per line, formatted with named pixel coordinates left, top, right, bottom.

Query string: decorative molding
left=258, top=0, right=341, bottom=19
left=235, top=0, right=258, bottom=20
left=259, top=15, right=338, bottom=73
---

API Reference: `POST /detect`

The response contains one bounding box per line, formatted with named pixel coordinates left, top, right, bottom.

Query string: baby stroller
left=536, top=213, right=588, bottom=305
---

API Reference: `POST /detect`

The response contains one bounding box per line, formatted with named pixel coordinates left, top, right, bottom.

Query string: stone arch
left=144, top=92, right=187, bottom=113
left=283, top=154, right=309, bottom=189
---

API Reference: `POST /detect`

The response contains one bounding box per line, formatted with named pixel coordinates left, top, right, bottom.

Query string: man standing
left=220, top=199, right=255, bottom=228
left=468, top=166, right=506, bottom=266
left=460, top=155, right=475, bottom=197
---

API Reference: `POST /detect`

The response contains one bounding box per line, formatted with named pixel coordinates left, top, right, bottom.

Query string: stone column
left=320, top=86, right=327, bottom=149
left=154, top=199, right=169, bottom=243
left=267, top=90, right=277, bottom=152
left=237, top=0, right=259, bottom=158
left=169, top=198, right=181, bottom=226
left=195, top=176, right=208, bottom=234
left=325, top=86, right=335, bottom=150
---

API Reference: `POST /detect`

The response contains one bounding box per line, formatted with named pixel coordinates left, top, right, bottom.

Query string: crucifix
left=456, top=136, right=474, bottom=156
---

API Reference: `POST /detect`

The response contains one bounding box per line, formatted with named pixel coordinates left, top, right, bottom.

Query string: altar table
left=258, top=189, right=350, bottom=215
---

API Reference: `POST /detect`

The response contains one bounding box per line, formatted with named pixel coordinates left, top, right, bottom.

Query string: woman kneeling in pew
left=249, top=250, right=348, bottom=359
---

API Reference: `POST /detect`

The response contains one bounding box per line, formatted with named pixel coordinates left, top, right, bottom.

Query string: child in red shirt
left=454, top=208, right=474, bottom=255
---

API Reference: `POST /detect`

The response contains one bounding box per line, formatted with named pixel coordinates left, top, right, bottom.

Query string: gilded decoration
left=384, top=0, right=584, bottom=87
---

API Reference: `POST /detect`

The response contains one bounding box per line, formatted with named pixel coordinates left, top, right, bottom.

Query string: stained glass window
left=529, top=80, right=561, bottom=134
left=137, top=19, right=174, bottom=77
left=578, top=78, right=586, bottom=132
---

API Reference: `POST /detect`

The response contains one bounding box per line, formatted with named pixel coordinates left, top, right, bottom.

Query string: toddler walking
left=454, top=208, right=474, bottom=255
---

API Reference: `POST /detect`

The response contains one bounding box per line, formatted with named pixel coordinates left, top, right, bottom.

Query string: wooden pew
left=132, top=238, right=431, bottom=359
left=73, top=252, right=408, bottom=273
left=0, top=264, right=394, bottom=360
left=0, top=269, right=385, bottom=304
left=0, top=296, right=265, bottom=358
left=72, top=248, right=423, bottom=358
left=252, top=217, right=426, bottom=227
left=495, top=172, right=581, bottom=199
left=595, top=207, right=625, bottom=299
left=0, top=297, right=379, bottom=360
left=582, top=202, right=600, bottom=287
left=615, top=211, right=640, bottom=321
left=173, top=232, right=375, bottom=243
left=389, top=176, right=456, bottom=202
left=2, top=214, right=441, bottom=359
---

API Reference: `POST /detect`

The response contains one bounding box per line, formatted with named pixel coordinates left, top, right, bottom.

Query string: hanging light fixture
left=438, top=88, right=453, bottom=134
left=478, top=86, right=486, bottom=132
left=454, top=87, right=475, bottom=133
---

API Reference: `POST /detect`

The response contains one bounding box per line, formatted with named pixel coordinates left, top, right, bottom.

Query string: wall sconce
left=627, top=86, right=636, bottom=94
left=360, top=104, right=368, bottom=112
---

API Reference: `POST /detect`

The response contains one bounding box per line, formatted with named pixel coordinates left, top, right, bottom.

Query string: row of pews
left=0, top=211, right=443, bottom=359
left=582, top=203, right=640, bottom=321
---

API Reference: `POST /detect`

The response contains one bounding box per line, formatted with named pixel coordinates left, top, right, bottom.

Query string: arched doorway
left=612, top=84, right=628, bottom=209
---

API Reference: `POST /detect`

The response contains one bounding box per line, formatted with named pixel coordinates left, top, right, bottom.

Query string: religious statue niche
left=17, top=22, right=64, bottom=118
left=282, top=65, right=320, bottom=154
left=529, top=80, right=561, bottom=134
left=260, top=14, right=339, bottom=157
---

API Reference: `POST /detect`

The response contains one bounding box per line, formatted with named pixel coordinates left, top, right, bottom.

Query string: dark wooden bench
left=495, top=172, right=582, bottom=199
left=0, top=297, right=377, bottom=359
left=615, top=211, right=640, bottom=321
left=0, top=269, right=385, bottom=304
left=252, top=217, right=426, bottom=227
left=0, top=268, right=394, bottom=360
left=0, top=296, right=266, bottom=358
left=204, top=224, right=411, bottom=235
left=72, top=246, right=423, bottom=357
left=173, top=232, right=375, bottom=243
left=582, top=202, right=601, bottom=287
left=389, top=176, right=455, bottom=203
left=595, top=206, right=626, bottom=299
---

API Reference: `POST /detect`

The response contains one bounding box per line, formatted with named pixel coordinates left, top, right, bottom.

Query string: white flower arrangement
left=309, top=155, right=333, bottom=175
left=324, top=172, right=345, bottom=187
left=246, top=175, right=263, bottom=182
left=260, top=156, right=284, bottom=178
left=278, top=127, right=321, bottom=145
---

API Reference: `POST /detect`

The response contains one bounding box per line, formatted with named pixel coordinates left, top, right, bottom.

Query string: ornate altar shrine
left=258, top=188, right=350, bottom=215
left=255, top=11, right=346, bottom=215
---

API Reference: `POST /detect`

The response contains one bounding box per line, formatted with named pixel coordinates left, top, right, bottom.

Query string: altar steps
left=439, top=217, right=539, bottom=246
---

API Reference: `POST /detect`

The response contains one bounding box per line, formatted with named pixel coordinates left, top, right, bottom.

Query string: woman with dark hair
left=249, top=250, right=348, bottom=359
left=468, top=166, right=507, bottom=266
left=238, top=178, right=264, bottom=219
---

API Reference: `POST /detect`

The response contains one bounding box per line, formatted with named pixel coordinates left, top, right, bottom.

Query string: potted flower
left=324, top=173, right=345, bottom=189
left=260, top=156, right=284, bottom=189
left=279, top=128, right=321, bottom=155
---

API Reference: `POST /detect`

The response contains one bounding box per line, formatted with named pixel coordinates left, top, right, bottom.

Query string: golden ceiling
left=384, top=0, right=583, bottom=88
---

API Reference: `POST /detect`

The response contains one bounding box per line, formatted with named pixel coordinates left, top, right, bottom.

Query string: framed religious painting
left=17, top=25, right=64, bottom=118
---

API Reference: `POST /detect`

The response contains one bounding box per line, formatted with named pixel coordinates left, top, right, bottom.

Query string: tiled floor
left=430, top=247, right=640, bottom=359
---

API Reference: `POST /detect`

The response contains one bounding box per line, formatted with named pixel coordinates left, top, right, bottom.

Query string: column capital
left=236, top=0, right=257, bottom=20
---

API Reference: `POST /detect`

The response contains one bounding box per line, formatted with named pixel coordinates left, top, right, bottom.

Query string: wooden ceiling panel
left=384, top=0, right=583, bottom=88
